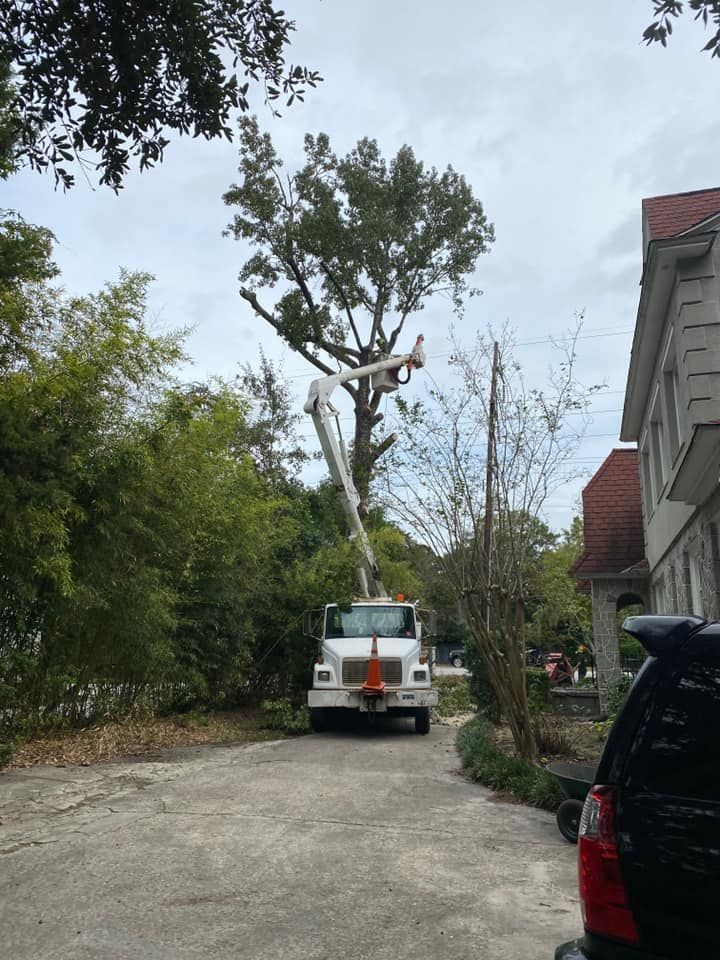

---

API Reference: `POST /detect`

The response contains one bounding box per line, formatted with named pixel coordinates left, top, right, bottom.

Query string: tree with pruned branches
left=223, top=116, right=494, bottom=519
left=383, top=325, right=601, bottom=761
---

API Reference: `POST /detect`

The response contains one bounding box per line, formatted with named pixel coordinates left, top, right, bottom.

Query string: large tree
left=1, top=0, right=321, bottom=189
left=224, top=117, right=494, bottom=517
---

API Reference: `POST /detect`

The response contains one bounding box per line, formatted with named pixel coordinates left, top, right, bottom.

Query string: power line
left=277, top=327, right=634, bottom=380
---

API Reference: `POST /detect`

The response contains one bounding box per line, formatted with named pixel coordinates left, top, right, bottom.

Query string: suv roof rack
left=622, top=614, right=706, bottom=656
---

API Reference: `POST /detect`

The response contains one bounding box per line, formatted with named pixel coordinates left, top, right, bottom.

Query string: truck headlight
left=413, top=670, right=427, bottom=682
left=317, top=670, right=331, bottom=682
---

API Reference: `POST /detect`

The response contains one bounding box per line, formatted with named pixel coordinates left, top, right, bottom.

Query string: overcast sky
left=5, top=1, right=720, bottom=532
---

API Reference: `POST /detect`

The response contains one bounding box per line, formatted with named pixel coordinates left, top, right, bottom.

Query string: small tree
left=384, top=326, right=600, bottom=761
left=224, top=117, right=494, bottom=518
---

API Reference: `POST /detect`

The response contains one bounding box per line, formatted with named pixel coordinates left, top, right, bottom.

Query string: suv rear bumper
left=308, top=688, right=438, bottom=711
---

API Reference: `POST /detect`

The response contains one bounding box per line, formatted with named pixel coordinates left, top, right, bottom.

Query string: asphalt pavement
left=0, top=720, right=580, bottom=960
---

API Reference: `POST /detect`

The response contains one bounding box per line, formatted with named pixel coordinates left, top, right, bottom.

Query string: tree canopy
left=0, top=221, right=362, bottom=744
left=1, top=0, right=321, bottom=189
left=224, top=117, right=494, bottom=514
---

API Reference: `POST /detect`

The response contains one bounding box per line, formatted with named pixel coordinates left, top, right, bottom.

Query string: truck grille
left=342, top=658, right=402, bottom=687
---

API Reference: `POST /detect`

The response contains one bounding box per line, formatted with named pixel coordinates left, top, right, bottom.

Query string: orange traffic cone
left=362, top=633, right=385, bottom=696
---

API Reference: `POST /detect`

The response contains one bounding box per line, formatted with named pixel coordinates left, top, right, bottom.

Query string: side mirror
left=303, top=608, right=324, bottom=640
left=416, top=606, right=438, bottom=640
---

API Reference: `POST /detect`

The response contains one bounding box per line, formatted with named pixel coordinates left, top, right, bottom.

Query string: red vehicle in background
left=543, top=652, right=574, bottom=686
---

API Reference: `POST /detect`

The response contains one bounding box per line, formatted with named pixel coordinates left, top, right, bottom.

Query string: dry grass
left=492, top=714, right=603, bottom=765
left=6, top=710, right=281, bottom=770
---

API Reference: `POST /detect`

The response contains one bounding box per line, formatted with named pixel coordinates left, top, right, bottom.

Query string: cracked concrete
left=0, top=722, right=580, bottom=959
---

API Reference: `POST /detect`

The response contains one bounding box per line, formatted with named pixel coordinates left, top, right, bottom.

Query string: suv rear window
left=636, top=656, right=720, bottom=802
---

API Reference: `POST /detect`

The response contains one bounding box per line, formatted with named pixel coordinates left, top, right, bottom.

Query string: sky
left=4, top=0, right=720, bottom=532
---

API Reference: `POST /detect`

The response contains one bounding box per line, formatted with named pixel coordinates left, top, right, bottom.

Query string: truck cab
left=306, top=600, right=438, bottom=734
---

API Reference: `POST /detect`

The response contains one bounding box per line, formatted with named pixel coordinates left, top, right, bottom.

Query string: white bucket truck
left=303, top=337, right=437, bottom=734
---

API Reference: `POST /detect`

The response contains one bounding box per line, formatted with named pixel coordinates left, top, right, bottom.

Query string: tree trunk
left=463, top=593, right=537, bottom=763
left=352, top=352, right=374, bottom=519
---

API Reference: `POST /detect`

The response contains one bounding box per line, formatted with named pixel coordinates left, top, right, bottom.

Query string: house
left=571, top=449, right=647, bottom=710
left=620, top=186, right=720, bottom=620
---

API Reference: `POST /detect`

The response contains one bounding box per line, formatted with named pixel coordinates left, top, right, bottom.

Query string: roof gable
left=571, top=449, right=645, bottom=577
left=643, top=187, right=720, bottom=242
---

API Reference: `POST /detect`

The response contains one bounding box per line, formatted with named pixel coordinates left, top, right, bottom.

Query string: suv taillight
left=578, top=785, right=639, bottom=945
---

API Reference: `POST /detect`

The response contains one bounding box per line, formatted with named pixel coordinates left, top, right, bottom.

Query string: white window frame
left=688, top=540, right=704, bottom=617
left=661, top=328, right=682, bottom=460
left=649, top=384, right=667, bottom=501
left=640, top=428, right=654, bottom=516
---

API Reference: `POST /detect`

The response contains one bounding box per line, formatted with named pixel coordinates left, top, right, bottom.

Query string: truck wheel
left=414, top=707, right=431, bottom=735
left=451, top=656, right=464, bottom=668
left=309, top=707, right=327, bottom=733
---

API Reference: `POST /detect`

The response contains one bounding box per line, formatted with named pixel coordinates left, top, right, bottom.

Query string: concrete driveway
left=0, top=722, right=580, bottom=960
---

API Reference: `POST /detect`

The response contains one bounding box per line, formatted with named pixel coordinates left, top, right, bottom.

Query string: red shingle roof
left=571, top=449, right=645, bottom=577
left=643, top=187, right=720, bottom=241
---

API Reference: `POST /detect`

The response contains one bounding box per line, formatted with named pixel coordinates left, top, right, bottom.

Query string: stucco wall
left=641, top=241, right=720, bottom=572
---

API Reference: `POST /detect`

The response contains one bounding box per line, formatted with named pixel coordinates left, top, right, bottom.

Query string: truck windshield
left=325, top=605, right=416, bottom=639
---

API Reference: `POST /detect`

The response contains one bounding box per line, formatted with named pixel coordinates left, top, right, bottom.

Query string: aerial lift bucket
left=362, top=633, right=385, bottom=697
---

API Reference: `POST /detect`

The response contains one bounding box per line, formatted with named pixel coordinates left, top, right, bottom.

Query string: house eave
left=667, top=422, right=720, bottom=505
left=621, top=232, right=716, bottom=442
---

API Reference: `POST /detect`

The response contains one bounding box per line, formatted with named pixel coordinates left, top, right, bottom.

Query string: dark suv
left=556, top=614, right=720, bottom=960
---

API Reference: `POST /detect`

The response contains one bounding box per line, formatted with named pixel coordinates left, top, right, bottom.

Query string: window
left=653, top=576, right=666, bottom=613
left=640, top=431, right=654, bottom=515
left=688, top=546, right=704, bottom=617
left=325, top=604, right=415, bottom=638
left=662, top=330, right=682, bottom=459
left=637, top=655, right=720, bottom=802
left=649, top=387, right=667, bottom=499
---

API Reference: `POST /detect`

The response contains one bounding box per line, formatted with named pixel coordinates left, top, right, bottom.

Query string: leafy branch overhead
left=224, top=116, right=494, bottom=514
left=644, top=1, right=720, bottom=58
left=0, top=0, right=322, bottom=189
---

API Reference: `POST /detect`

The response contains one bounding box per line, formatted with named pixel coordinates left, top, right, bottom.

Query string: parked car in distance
left=448, top=649, right=465, bottom=668
left=556, top=614, right=720, bottom=960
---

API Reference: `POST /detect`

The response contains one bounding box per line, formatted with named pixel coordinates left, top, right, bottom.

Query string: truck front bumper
left=308, top=688, right=438, bottom=711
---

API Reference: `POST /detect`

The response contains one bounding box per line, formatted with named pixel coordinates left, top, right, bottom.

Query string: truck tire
left=414, top=707, right=431, bottom=735
left=451, top=656, right=464, bottom=668
left=309, top=707, right=327, bottom=733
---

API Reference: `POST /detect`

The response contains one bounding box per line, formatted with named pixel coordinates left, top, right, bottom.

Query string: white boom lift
left=303, top=336, right=438, bottom=733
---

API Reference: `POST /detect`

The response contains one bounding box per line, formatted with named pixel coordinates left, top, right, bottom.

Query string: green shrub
left=261, top=699, right=311, bottom=734
left=526, top=667, right=551, bottom=714
left=456, top=716, right=563, bottom=811
left=434, top=676, right=473, bottom=717
left=462, top=642, right=501, bottom=722
left=606, top=675, right=634, bottom=717
left=0, top=738, right=18, bottom=768
left=594, top=674, right=635, bottom=738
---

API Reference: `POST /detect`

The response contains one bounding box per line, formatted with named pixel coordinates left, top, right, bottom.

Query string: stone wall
left=590, top=577, right=648, bottom=714
left=650, top=486, right=720, bottom=618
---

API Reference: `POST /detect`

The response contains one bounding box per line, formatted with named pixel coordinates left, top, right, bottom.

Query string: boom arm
left=304, top=337, right=426, bottom=598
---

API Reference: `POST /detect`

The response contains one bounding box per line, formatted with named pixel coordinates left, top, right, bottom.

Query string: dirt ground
left=4, top=709, right=284, bottom=771
left=493, top=714, right=604, bottom=766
